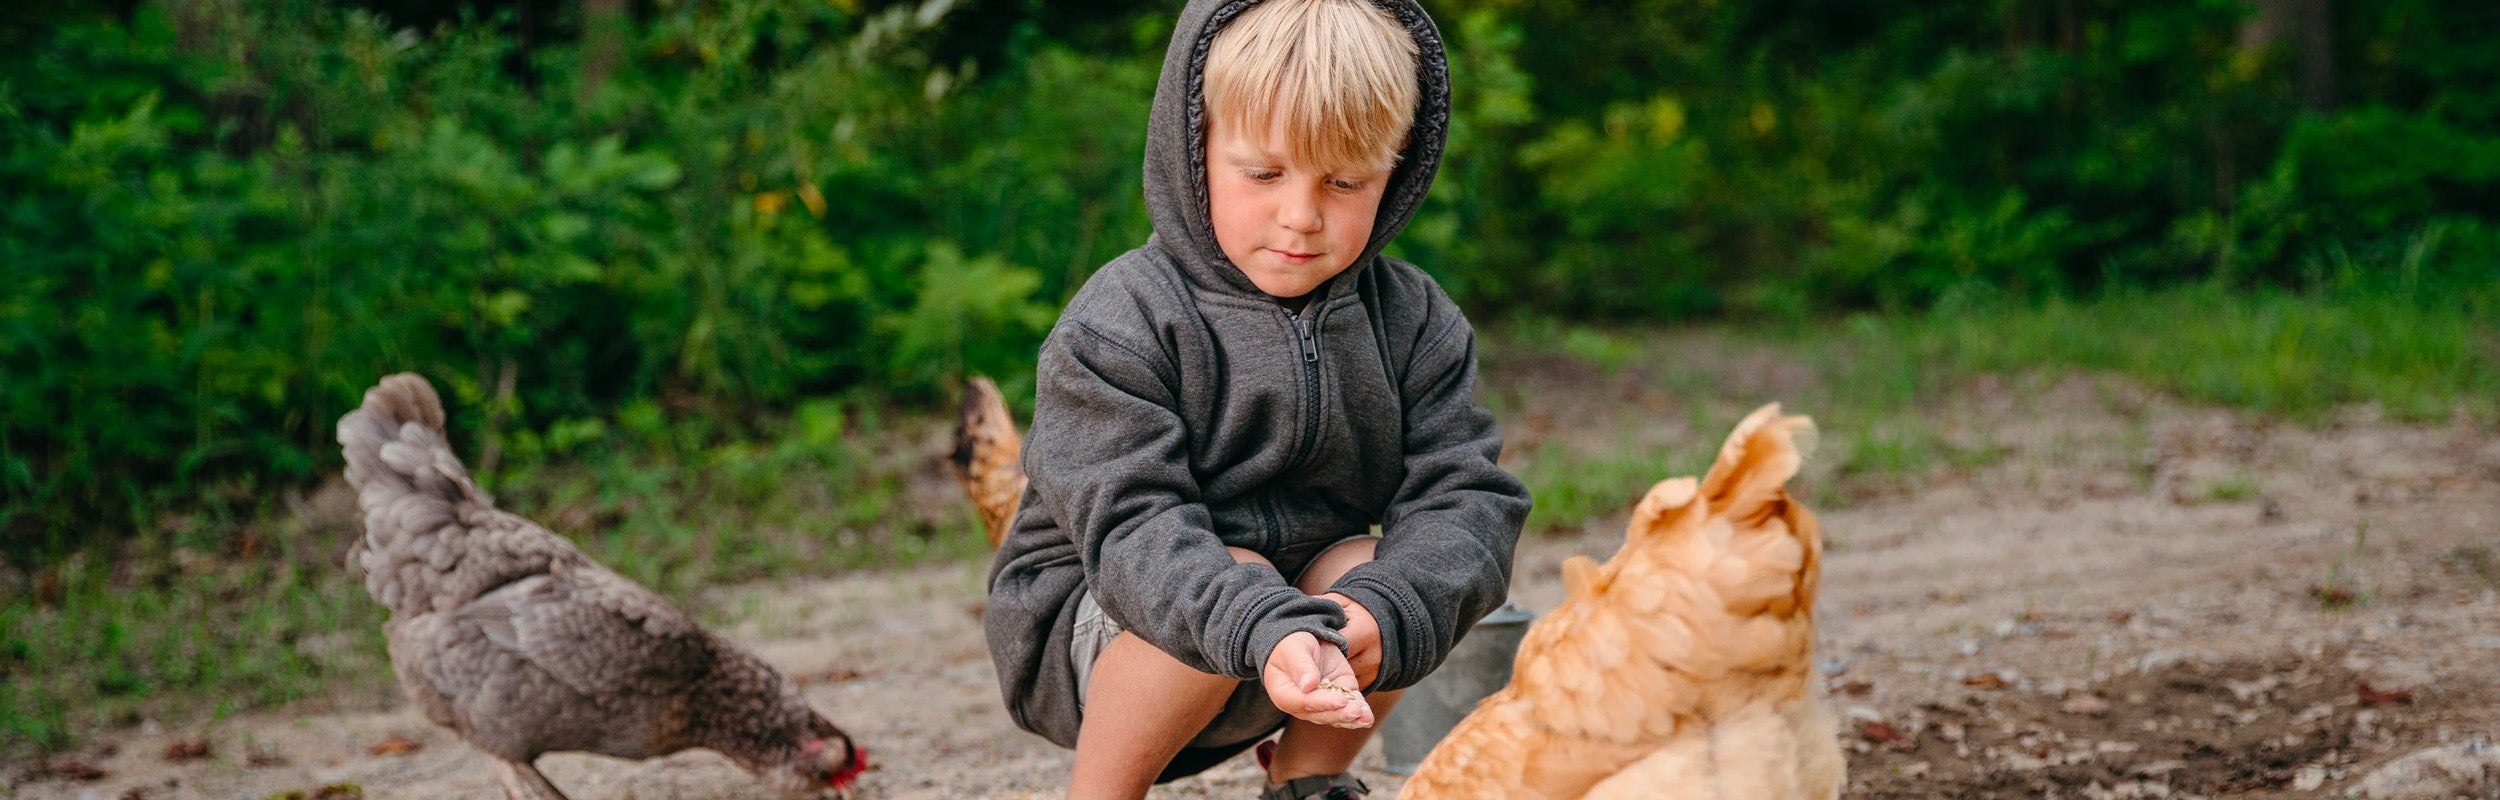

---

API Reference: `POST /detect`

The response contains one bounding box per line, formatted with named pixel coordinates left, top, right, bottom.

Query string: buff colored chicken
left=1398, top=404, right=1844, bottom=800
left=951, top=376, right=1027, bottom=548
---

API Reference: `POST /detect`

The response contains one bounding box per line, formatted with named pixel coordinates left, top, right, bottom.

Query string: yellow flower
left=754, top=191, right=791, bottom=216
left=796, top=183, right=827, bottom=219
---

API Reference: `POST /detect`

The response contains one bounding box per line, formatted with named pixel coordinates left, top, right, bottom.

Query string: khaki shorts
left=1068, top=535, right=1375, bottom=749
left=1070, top=590, right=1286, bottom=748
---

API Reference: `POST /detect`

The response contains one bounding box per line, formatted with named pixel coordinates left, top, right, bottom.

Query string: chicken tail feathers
left=338, top=373, right=503, bottom=612
left=339, top=373, right=484, bottom=513
left=1700, top=404, right=1816, bottom=526
left=1695, top=403, right=1822, bottom=619
left=951, top=375, right=1027, bottom=548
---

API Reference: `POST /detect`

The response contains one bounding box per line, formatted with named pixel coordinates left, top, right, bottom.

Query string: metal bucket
left=1380, top=600, right=1535, bottom=774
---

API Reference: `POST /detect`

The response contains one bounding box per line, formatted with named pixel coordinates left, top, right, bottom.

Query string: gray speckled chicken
left=337, top=373, right=867, bottom=800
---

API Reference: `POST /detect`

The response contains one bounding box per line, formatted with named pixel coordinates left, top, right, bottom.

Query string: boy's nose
left=1278, top=189, right=1324, bottom=233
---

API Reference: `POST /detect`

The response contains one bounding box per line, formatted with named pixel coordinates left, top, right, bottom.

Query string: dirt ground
left=10, top=370, right=2499, bottom=799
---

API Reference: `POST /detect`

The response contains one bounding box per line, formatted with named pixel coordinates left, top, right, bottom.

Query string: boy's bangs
left=1206, top=0, right=1418, bottom=175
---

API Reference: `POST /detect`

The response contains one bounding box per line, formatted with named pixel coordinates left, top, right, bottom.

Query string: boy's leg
left=1265, top=537, right=1406, bottom=786
left=1068, top=547, right=1278, bottom=800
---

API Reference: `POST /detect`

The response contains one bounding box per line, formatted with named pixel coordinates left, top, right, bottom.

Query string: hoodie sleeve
left=1025, top=320, right=1350, bottom=682
left=1326, top=315, right=1531, bottom=693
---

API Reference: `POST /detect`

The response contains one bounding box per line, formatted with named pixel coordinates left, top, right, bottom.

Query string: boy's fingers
left=1264, top=630, right=1377, bottom=726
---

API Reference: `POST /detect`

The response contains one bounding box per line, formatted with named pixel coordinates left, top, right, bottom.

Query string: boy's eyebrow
left=1218, top=142, right=1285, bottom=164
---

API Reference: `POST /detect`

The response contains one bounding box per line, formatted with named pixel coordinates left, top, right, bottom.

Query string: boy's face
left=1207, top=116, right=1392, bottom=300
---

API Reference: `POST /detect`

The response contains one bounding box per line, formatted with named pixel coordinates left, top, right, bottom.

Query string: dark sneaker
left=1259, top=773, right=1370, bottom=800
left=1254, top=741, right=1371, bottom=800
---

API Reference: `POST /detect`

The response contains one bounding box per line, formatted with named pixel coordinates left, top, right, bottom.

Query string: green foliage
left=0, top=0, right=1096, bottom=551
left=8, top=0, right=2493, bottom=758
left=1413, top=0, right=2500, bottom=315
left=1808, top=262, right=2500, bottom=423
left=1496, top=268, right=2492, bottom=535
left=4, top=0, right=2497, bottom=569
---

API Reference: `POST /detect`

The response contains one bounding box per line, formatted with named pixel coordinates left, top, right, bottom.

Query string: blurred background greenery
left=2, top=0, right=2495, bottom=753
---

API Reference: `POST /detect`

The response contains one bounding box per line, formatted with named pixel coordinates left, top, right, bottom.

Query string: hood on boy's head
left=1141, top=0, right=1451, bottom=300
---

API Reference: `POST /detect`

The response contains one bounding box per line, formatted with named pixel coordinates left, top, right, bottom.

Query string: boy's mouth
left=1266, top=248, right=1322, bottom=265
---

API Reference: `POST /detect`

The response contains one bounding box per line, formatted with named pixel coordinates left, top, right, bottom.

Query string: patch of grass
left=1511, top=433, right=1717, bottom=533
left=1795, top=275, right=2500, bottom=425
left=3, top=539, right=388, bottom=757
left=1, top=404, right=989, bottom=759
left=2314, top=520, right=2373, bottom=611
left=1485, top=270, right=2490, bottom=533
left=1485, top=326, right=2011, bottom=530
left=2441, top=543, right=2500, bottom=588
left=2193, top=473, right=2263, bottom=503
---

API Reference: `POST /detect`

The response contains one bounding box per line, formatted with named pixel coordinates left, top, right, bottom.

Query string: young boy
left=983, top=1, right=1530, bottom=798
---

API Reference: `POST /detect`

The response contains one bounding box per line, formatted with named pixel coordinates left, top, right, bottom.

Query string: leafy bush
left=3, top=0, right=2496, bottom=554
left=0, top=0, right=1090, bottom=552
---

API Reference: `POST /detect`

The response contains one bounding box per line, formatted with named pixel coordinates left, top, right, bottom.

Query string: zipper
left=1258, top=493, right=1284, bottom=554
left=1287, top=309, right=1322, bottom=474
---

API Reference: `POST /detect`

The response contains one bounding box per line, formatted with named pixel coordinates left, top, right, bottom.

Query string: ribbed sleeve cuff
left=1235, top=594, right=1349, bottom=681
left=1328, top=576, right=1422, bottom=692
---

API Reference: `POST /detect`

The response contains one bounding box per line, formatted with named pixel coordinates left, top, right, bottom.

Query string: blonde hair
left=1204, top=0, right=1419, bottom=174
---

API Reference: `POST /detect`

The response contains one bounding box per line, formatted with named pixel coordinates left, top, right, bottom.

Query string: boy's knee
left=1226, top=546, right=1274, bottom=568
left=1294, top=536, right=1378, bottom=594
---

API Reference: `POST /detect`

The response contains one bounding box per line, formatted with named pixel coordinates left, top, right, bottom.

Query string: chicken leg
left=496, top=758, right=572, bottom=800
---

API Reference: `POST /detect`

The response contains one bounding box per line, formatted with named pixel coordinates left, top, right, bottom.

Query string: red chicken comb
left=832, top=743, right=868, bottom=786
left=802, top=739, right=868, bottom=787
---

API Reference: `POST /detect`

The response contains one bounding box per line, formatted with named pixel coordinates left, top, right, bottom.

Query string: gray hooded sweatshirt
left=983, top=0, right=1531, bottom=754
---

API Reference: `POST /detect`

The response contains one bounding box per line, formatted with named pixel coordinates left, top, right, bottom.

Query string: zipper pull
left=1294, top=317, right=1318, bottom=362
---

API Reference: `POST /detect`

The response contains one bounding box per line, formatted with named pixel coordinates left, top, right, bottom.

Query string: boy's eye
left=1328, top=178, right=1366, bottom=192
left=1246, top=169, right=1282, bottom=182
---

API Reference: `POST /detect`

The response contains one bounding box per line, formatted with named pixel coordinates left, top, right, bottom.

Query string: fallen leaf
left=367, top=736, right=422, bottom=756
left=43, top=758, right=109, bottom=781
left=164, top=738, right=213, bottom=761
left=1963, top=672, right=2011, bottom=690
left=1835, top=678, right=1876, bottom=697
left=2357, top=682, right=2414, bottom=706
left=2311, top=584, right=2359, bottom=608
left=798, top=667, right=863, bottom=686
left=246, top=746, right=291, bottom=767
left=2060, top=694, right=2114, bottom=716
left=34, top=568, right=65, bottom=607
left=312, top=784, right=365, bottom=800
left=1860, top=721, right=1913, bottom=749
left=2218, top=770, right=2293, bottom=792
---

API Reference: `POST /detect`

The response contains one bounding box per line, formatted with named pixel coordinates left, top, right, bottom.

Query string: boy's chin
left=1239, top=262, right=1348, bottom=300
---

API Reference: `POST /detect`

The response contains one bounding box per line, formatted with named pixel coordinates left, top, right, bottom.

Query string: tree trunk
left=580, top=0, right=626, bottom=106
left=2239, top=0, right=2335, bottom=111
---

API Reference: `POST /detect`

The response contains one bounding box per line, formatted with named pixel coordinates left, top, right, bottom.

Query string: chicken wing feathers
left=1399, top=403, right=1841, bottom=800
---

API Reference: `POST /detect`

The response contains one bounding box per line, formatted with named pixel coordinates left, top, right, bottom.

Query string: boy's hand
left=1318, top=592, right=1381, bottom=684
left=1262, top=631, right=1374, bottom=729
